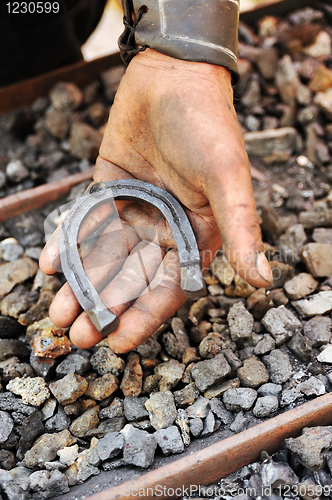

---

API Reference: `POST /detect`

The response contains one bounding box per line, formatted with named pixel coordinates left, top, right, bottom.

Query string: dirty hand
left=39, top=49, right=272, bottom=354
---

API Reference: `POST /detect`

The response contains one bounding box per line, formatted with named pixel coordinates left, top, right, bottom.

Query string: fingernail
left=256, top=251, right=273, bottom=284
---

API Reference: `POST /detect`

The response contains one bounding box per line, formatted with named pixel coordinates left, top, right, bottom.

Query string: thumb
left=204, top=156, right=272, bottom=288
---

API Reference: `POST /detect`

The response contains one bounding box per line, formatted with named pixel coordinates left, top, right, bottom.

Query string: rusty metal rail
left=1, top=3, right=332, bottom=500
left=0, top=52, right=122, bottom=115
left=0, top=168, right=94, bottom=223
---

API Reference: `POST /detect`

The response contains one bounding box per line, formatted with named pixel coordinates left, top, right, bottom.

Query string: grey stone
left=241, top=76, right=261, bottom=108
left=0, top=411, right=14, bottom=444
left=189, top=417, right=203, bottom=437
left=198, top=332, right=226, bottom=358
left=120, top=352, right=142, bottom=397
left=0, top=449, right=15, bottom=470
left=0, top=241, right=24, bottom=262
left=0, top=170, right=6, bottom=188
left=263, top=349, right=293, bottom=384
left=209, top=398, right=232, bottom=424
left=317, top=344, right=332, bottom=363
left=253, top=396, right=278, bottom=418
left=292, top=291, right=332, bottom=317
left=97, top=432, right=124, bottom=461
left=7, top=377, right=50, bottom=406
left=304, top=316, right=332, bottom=347
left=227, top=302, right=254, bottom=341
left=145, top=391, right=177, bottom=430
left=6, top=466, right=31, bottom=491
left=49, top=373, right=88, bottom=405
left=280, top=387, right=302, bottom=407
left=237, top=357, right=269, bottom=388
left=222, top=388, right=257, bottom=412
left=275, top=54, right=299, bottom=107
left=90, top=347, right=124, bottom=377
left=1, top=359, right=34, bottom=383
left=284, top=426, right=332, bottom=470
left=155, top=359, right=185, bottom=391
left=161, top=317, right=190, bottom=359
left=135, top=337, right=161, bottom=359
left=133, top=419, right=153, bottom=432
left=57, top=444, right=79, bottom=466
left=312, top=227, right=332, bottom=244
left=261, top=306, right=302, bottom=346
left=69, top=122, right=101, bottom=161
left=288, top=332, right=313, bottom=362
left=67, top=448, right=100, bottom=485
left=230, top=411, right=248, bottom=433
left=0, top=258, right=38, bottom=299
left=85, top=416, right=126, bottom=438
left=44, top=108, right=69, bottom=139
left=260, top=460, right=299, bottom=488
left=299, top=206, right=332, bottom=228
left=99, top=397, right=124, bottom=420
left=243, top=127, right=298, bottom=157
left=50, top=82, right=83, bottom=111
left=69, top=407, right=100, bottom=438
left=298, top=377, right=326, bottom=397
left=154, top=426, right=184, bottom=455
left=142, top=373, right=161, bottom=394
left=175, top=409, right=190, bottom=447
left=302, top=243, right=332, bottom=277
left=0, top=393, right=36, bottom=415
left=25, top=246, right=42, bottom=261
left=18, top=411, right=44, bottom=456
left=29, top=470, right=50, bottom=492
left=253, top=334, right=276, bottom=355
left=55, top=354, right=91, bottom=376
left=201, top=410, right=220, bottom=437
left=278, top=224, right=307, bottom=264
left=41, top=399, right=57, bottom=420
left=188, top=296, right=213, bottom=325
left=123, top=396, right=149, bottom=421
left=203, top=378, right=240, bottom=399
left=268, top=261, right=295, bottom=290
left=222, top=349, right=242, bottom=372
left=186, top=397, right=210, bottom=419
left=1, top=481, right=29, bottom=500
left=0, top=316, right=22, bottom=340
left=284, top=273, right=318, bottom=301
left=85, top=373, right=118, bottom=401
left=191, top=353, right=231, bottom=392
left=257, top=383, right=282, bottom=398
left=0, top=468, right=12, bottom=485
left=29, top=352, right=56, bottom=381
left=6, top=160, right=29, bottom=183
left=173, top=383, right=200, bottom=408
left=121, top=424, right=157, bottom=468
left=0, top=339, right=30, bottom=361
left=44, top=408, right=71, bottom=432
left=30, top=469, right=69, bottom=497
left=24, top=430, right=76, bottom=469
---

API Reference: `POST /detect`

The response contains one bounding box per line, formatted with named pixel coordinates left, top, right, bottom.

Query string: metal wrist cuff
left=119, top=0, right=240, bottom=84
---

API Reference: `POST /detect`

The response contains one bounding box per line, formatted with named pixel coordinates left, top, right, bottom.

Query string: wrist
left=132, top=48, right=232, bottom=86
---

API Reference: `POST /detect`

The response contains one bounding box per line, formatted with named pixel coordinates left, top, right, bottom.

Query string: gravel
left=2, top=5, right=332, bottom=499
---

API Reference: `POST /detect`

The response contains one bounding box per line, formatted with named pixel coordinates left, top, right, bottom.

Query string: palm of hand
left=40, top=49, right=271, bottom=353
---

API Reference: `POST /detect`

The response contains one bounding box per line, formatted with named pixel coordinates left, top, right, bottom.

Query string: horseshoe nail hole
left=90, top=182, right=107, bottom=195
left=141, top=5, right=148, bottom=13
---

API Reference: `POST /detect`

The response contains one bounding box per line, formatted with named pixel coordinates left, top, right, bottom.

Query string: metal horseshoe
left=59, top=179, right=206, bottom=337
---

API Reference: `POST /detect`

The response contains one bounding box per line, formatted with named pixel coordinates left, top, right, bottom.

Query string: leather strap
left=119, top=0, right=240, bottom=83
